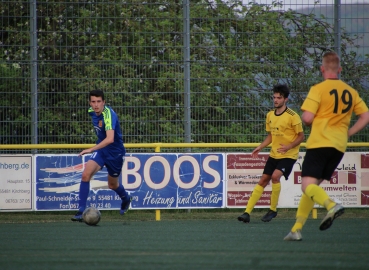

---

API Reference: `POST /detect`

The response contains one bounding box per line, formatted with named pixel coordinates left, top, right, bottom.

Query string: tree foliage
left=1, top=0, right=369, bottom=146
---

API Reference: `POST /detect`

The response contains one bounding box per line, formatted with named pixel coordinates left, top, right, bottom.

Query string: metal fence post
left=30, top=0, right=38, bottom=145
left=334, top=0, right=341, bottom=78
left=183, top=0, right=191, bottom=146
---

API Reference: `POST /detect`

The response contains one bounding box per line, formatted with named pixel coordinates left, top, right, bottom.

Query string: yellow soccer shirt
left=266, top=107, right=303, bottom=159
left=301, top=79, right=368, bottom=152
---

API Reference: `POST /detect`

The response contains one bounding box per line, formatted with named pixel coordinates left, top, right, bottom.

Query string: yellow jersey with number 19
left=301, top=79, right=368, bottom=152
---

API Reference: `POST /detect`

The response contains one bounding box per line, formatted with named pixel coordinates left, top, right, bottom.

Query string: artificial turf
left=0, top=210, right=368, bottom=269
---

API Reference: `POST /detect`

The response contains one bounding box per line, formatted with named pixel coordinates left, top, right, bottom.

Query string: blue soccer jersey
left=88, top=106, right=126, bottom=157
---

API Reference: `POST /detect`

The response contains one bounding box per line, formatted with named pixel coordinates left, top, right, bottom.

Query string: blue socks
left=78, top=182, right=128, bottom=212
left=78, top=181, right=90, bottom=212
left=114, top=184, right=128, bottom=201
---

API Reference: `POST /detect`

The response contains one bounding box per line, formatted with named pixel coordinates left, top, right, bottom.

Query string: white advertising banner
left=226, top=152, right=369, bottom=208
left=0, top=155, right=33, bottom=210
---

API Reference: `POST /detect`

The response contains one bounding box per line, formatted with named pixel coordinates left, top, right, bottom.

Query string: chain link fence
left=1, top=0, right=369, bottom=154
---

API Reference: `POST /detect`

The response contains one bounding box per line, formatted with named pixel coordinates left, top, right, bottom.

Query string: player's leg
left=71, top=158, right=101, bottom=222
left=303, top=177, right=344, bottom=231
left=284, top=149, right=324, bottom=239
left=284, top=148, right=344, bottom=238
left=264, top=158, right=296, bottom=222
left=261, top=170, right=282, bottom=222
left=284, top=193, right=315, bottom=241
left=107, top=174, right=132, bottom=215
left=237, top=157, right=274, bottom=223
left=302, top=148, right=345, bottom=230
left=294, top=191, right=316, bottom=231
left=302, top=176, right=334, bottom=208
left=105, top=156, right=132, bottom=215
left=247, top=174, right=270, bottom=212
left=305, top=148, right=345, bottom=230
left=237, top=178, right=267, bottom=223
left=301, top=150, right=335, bottom=207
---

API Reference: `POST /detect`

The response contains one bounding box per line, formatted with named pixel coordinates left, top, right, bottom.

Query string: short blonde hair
left=322, top=51, right=340, bottom=71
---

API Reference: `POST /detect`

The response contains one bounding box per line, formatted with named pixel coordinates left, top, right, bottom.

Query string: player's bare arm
left=301, top=111, right=315, bottom=126
left=348, top=111, right=369, bottom=137
left=277, top=132, right=304, bottom=154
left=78, top=129, right=115, bottom=156
left=251, top=133, right=272, bottom=157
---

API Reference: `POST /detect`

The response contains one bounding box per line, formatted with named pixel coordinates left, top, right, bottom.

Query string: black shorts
left=263, top=157, right=297, bottom=180
left=301, top=147, right=344, bottom=180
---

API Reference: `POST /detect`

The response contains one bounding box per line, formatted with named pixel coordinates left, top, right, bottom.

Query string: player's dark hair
left=89, top=89, right=105, bottom=101
left=272, top=84, right=290, bottom=98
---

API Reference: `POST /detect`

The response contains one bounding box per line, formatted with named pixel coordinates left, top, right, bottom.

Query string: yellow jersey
left=266, top=107, right=303, bottom=159
left=301, top=79, right=368, bottom=152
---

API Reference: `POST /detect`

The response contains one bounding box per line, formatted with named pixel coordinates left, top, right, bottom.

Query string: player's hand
left=78, top=149, right=92, bottom=157
left=277, top=144, right=289, bottom=154
left=251, top=147, right=261, bottom=158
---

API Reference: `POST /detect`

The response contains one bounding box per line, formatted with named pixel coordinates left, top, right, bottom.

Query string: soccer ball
left=82, top=207, right=101, bottom=226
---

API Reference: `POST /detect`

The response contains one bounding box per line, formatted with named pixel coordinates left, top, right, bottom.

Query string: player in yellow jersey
left=284, top=51, right=369, bottom=241
left=238, top=84, right=304, bottom=223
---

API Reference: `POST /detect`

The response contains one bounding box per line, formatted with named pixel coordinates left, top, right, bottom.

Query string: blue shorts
left=89, top=150, right=124, bottom=177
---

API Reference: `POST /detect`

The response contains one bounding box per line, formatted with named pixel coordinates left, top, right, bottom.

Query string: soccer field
left=0, top=210, right=369, bottom=269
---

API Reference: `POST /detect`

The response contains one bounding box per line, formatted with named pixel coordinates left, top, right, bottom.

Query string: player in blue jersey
left=71, top=89, right=131, bottom=222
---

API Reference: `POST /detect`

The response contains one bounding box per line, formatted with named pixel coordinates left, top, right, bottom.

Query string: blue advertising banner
left=35, top=153, right=224, bottom=211
left=124, top=153, right=224, bottom=209
left=36, top=154, right=122, bottom=210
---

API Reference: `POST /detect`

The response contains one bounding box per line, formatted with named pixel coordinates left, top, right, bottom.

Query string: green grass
left=0, top=209, right=369, bottom=269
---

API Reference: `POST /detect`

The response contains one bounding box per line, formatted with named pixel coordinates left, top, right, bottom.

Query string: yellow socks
left=305, top=184, right=335, bottom=210
left=270, top=182, right=281, bottom=212
left=245, top=184, right=264, bottom=214
left=244, top=183, right=281, bottom=213
left=291, top=193, right=315, bottom=232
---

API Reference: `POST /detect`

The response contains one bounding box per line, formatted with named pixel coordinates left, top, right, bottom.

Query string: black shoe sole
left=237, top=217, right=250, bottom=223
left=71, top=218, right=83, bottom=222
left=319, top=208, right=345, bottom=231
left=261, top=218, right=274, bottom=222
left=261, top=214, right=277, bottom=222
